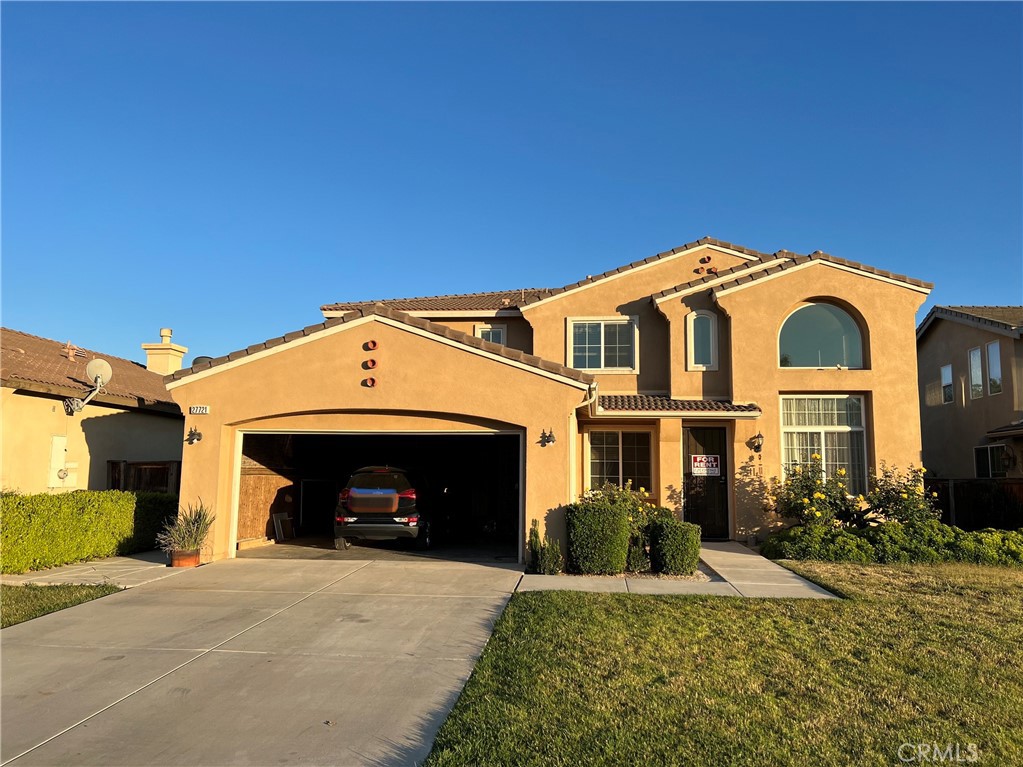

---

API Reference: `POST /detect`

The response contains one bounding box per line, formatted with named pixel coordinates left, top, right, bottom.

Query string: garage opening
left=236, top=432, right=521, bottom=561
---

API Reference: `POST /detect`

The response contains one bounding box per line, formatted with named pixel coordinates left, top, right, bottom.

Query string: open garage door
left=236, top=432, right=522, bottom=561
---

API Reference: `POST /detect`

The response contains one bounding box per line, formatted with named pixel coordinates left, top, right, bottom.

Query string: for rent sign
left=691, top=454, right=720, bottom=476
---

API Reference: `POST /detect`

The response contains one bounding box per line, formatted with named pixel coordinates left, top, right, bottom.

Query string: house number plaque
left=189, top=405, right=211, bottom=415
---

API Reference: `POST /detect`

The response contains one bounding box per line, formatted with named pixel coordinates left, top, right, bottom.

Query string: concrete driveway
left=2, top=558, right=522, bottom=767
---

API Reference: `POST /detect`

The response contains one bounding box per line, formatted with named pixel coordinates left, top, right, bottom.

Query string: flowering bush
left=865, top=463, right=940, bottom=526
left=766, top=454, right=857, bottom=526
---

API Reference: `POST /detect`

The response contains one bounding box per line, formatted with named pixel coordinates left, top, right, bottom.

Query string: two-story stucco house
left=916, top=306, right=1023, bottom=479
left=164, top=237, right=931, bottom=562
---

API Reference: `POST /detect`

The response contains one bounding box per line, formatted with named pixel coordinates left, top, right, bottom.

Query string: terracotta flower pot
left=169, top=549, right=200, bottom=568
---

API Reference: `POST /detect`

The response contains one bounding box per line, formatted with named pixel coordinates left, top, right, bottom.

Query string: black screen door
left=682, top=427, right=729, bottom=539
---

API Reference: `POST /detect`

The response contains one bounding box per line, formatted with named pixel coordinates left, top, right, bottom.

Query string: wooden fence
left=924, top=478, right=1023, bottom=531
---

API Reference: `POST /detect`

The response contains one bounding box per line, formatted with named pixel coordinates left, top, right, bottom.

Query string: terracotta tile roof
left=945, top=306, right=1023, bottom=329
left=711, top=252, right=933, bottom=294
left=321, top=288, right=553, bottom=314
left=917, top=305, right=1023, bottom=339
left=986, top=421, right=1023, bottom=438
left=1, top=328, right=177, bottom=409
left=516, top=236, right=772, bottom=308
left=652, top=252, right=796, bottom=301
left=598, top=395, right=761, bottom=414
left=168, top=305, right=596, bottom=386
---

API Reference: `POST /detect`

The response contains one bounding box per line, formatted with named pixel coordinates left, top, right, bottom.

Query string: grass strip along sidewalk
left=1, top=583, right=121, bottom=628
left=426, top=562, right=1023, bottom=766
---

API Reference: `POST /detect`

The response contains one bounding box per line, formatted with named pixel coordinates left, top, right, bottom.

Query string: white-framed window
left=586, top=429, right=653, bottom=492
left=975, top=444, right=1008, bottom=478
left=986, top=341, right=1002, bottom=395
left=568, top=317, right=638, bottom=372
left=781, top=395, right=867, bottom=495
left=779, top=302, right=864, bottom=369
left=968, top=347, right=983, bottom=399
left=686, top=310, right=718, bottom=371
left=940, top=364, right=953, bottom=404
left=475, top=323, right=506, bottom=345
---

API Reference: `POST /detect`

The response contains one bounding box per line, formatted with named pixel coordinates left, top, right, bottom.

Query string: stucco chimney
left=142, top=327, right=188, bottom=374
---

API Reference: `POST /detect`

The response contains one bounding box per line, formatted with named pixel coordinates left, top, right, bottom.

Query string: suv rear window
left=348, top=472, right=411, bottom=491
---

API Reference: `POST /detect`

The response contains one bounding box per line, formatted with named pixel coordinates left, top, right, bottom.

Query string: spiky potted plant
left=157, top=501, right=215, bottom=567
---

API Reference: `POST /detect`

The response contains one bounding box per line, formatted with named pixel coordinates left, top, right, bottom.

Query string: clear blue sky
left=3, top=2, right=1021, bottom=366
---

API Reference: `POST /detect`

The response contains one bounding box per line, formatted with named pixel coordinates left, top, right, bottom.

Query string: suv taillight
left=339, top=488, right=350, bottom=505
left=398, top=488, right=416, bottom=501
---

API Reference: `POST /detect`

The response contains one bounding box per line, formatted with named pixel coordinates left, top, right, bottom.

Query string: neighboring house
left=916, top=306, right=1023, bottom=479
left=164, top=236, right=930, bottom=562
left=1, top=328, right=186, bottom=494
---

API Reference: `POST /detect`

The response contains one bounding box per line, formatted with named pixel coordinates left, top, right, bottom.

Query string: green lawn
left=426, top=563, right=1023, bottom=766
left=1, top=583, right=121, bottom=628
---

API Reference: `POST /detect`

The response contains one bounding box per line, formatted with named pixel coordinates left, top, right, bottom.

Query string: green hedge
left=1, top=491, right=178, bottom=574
left=650, top=519, right=702, bottom=575
left=761, top=520, right=1023, bottom=567
left=565, top=498, right=630, bottom=575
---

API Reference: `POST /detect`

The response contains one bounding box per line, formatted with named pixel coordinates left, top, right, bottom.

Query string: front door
left=682, top=427, right=729, bottom=539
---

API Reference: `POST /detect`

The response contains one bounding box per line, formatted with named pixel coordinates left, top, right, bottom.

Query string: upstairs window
left=475, top=324, right=506, bottom=345
left=940, top=364, right=953, bottom=404
left=686, top=310, right=718, bottom=371
left=969, top=347, right=983, bottom=399
left=570, top=318, right=637, bottom=371
left=987, top=341, right=1002, bottom=395
left=779, top=303, right=863, bottom=368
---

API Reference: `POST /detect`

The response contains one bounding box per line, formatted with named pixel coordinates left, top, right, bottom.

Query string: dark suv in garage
left=334, top=466, right=432, bottom=550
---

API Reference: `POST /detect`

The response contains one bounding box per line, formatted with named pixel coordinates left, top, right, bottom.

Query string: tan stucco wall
left=523, top=246, right=750, bottom=394
left=656, top=292, right=732, bottom=399
left=420, top=317, right=533, bottom=355
left=167, top=317, right=589, bottom=562
left=918, top=323, right=1022, bottom=478
left=716, top=263, right=928, bottom=535
left=0, top=388, right=184, bottom=493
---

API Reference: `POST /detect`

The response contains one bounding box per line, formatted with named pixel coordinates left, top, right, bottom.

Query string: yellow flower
left=811, top=453, right=821, bottom=460
left=639, top=487, right=647, bottom=494
left=813, top=492, right=825, bottom=500
left=857, top=494, right=865, bottom=503
left=932, top=492, right=939, bottom=498
left=793, top=466, right=802, bottom=474
left=814, top=511, right=822, bottom=517
left=838, top=482, right=845, bottom=489
left=802, top=497, right=810, bottom=504
left=837, top=468, right=847, bottom=476
left=628, top=516, right=633, bottom=521
left=900, top=493, right=908, bottom=499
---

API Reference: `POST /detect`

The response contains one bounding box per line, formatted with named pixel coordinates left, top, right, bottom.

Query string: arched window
left=686, top=310, right=718, bottom=371
left=779, top=303, right=863, bottom=368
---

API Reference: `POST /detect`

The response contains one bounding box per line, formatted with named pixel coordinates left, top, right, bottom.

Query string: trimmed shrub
left=650, top=519, right=701, bottom=575
left=527, top=519, right=564, bottom=575
left=565, top=491, right=629, bottom=575
left=761, top=525, right=876, bottom=564
left=762, top=519, right=1023, bottom=567
left=1, top=490, right=178, bottom=574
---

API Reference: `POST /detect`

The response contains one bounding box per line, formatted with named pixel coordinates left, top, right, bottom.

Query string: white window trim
left=777, top=302, right=865, bottom=370
left=986, top=341, right=1002, bottom=396
left=975, top=444, right=1008, bottom=478
left=968, top=346, right=983, bottom=400
left=566, top=316, right=640, bottom=374
left=474, top=323, right=507, bottom=345
left=583, top=427, right=655, bottom=494
left=940, top=364, right=953, bottom=405
left=779, top=395, right=869, bottom=493
left=686, top=310, right=719, bottom=371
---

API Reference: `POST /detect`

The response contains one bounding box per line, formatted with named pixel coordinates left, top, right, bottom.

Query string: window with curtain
left=781, top=395, right=867, bottom=494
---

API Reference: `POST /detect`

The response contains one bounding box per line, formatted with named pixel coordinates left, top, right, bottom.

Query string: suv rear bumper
left=334, top=523, right=421, bottom=541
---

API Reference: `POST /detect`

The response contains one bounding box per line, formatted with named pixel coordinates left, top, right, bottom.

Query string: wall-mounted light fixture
left=750, top=432, right=764, bottom=453
left=540, top=428, right=557, bottom=447
left=186, top=427, right=203, bottom=445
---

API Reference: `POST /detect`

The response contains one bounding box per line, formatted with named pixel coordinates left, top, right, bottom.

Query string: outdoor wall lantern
left=540, top=428, right=557, bottom=447
left=186, top=427, right=203, bottom=445
left=750, top=432, right=764, bottom=453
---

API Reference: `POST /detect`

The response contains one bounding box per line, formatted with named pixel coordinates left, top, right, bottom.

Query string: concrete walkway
left=1, top=550, right=187, bottom=589
left=518, top=542, right=837, bottom=599
left=3, top=542, right=836, bottom=599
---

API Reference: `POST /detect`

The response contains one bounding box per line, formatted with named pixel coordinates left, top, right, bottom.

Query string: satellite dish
left=86, top=358, right=113, bottom=387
